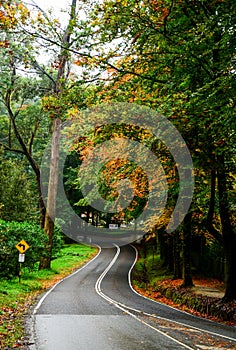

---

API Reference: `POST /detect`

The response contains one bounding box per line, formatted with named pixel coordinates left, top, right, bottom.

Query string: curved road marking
left=128, top=245, right=236, bottom=343
left=95, top=244, right=195, bottom=350
left=95, top=244, right=236, bottom=344
left=32, top=243, right=235, bottom=348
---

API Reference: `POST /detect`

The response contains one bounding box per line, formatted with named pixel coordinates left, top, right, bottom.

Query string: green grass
left=0, top=243, right=97, bottom=348
left=132, top=244, right=173, bottom=289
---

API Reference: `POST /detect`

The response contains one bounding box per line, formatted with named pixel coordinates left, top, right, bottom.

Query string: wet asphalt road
left=31, top=245, right=236, bottom=350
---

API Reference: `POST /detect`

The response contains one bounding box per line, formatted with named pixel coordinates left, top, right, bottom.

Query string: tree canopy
left=0, top=0, right=235, bottom=300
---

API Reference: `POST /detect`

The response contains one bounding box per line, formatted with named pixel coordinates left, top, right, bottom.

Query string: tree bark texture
left=182, top=211, right=194, bottom=287
left=40, top=0, right=77, bottom=269
left=39, top=118, right=62, bottom=269
left=217, top=155, right=236, bottom=301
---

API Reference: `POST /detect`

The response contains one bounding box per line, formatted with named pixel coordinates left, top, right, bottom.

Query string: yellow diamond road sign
left=16, top=239, right=30, bottom=254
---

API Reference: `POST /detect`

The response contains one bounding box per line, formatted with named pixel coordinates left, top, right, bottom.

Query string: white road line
left=33, top=246, right=101, bottom=315
left=128, top=245, right=236, bottom=343
left=95, top=244, right=195, bottom=350
left=95, top=244, right=236, bottom=344
left=32, top=243, right=235, bottom=350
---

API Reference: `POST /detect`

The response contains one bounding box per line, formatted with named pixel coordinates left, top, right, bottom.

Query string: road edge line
left=128, top=244, right=236, bottom=342
left=28, top=246, right=101, bottom=349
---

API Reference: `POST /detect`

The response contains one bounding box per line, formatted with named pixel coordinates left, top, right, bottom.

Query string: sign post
left=16, top=240, right=30, bottom=283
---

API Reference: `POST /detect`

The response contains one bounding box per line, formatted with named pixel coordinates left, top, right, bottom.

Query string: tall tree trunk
left=182, top=210, right=194, bottom=287
left=205, top=169, right=223, bottom=244
left=167, top=235, right=174, bottom=273
left=158, top=229, right=170, bottom=268
left=39, top=118, right=62, bottom=269
left=173, top=230, right=181, bottom=279
left=40, top=0, right=77, bottom=269
left=217, top=155, right=236, bottom=301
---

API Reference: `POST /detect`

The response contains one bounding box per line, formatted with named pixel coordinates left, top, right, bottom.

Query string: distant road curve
left=29, top=245, right=236, bottom=350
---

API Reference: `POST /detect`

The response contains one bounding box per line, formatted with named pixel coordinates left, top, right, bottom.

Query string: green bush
left=0, top=220, right=62, bottom=278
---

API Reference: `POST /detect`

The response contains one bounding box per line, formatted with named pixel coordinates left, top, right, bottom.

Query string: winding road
left=30, top=245, right=236, bottom=349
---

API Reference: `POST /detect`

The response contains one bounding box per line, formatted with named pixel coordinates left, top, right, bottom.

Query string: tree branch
left=30, top=59, right=57, bottom=87
left=164, top=0, right=174, bottom=35
left=29, top=120, right=39, bottom=156
left=22, top=29, right=167, bottom=84
left=0, top=142, right=25, bottom=155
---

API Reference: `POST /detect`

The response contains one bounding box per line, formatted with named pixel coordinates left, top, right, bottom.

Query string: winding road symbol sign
left=16, top=239, right=30, bottom=254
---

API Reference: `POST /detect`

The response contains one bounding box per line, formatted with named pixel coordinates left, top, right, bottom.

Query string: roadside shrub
left=0, top=220, right=62, bottom=278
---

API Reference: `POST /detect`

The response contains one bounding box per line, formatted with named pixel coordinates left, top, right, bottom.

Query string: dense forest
left=0, top=0, right=235, bottom=302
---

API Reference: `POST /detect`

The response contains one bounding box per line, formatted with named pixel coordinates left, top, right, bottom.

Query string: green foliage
left=0, top=220, right=63, bottom=278
left=0, top=243, right=97, bottom=348
left=81, top=0, right=236, bottom=297
left=0, top=153, right=38, bottom=222
left=0, top=0, right=235, bottom=297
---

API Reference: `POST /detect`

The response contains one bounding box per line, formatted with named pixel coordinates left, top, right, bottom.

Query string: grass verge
left=0, top=243, right=98, bottom=349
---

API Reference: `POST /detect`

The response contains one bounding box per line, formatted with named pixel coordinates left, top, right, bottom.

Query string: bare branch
left=30, top=59, right=57, bottom=87
left=0, top=142, right=25, bottom=155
